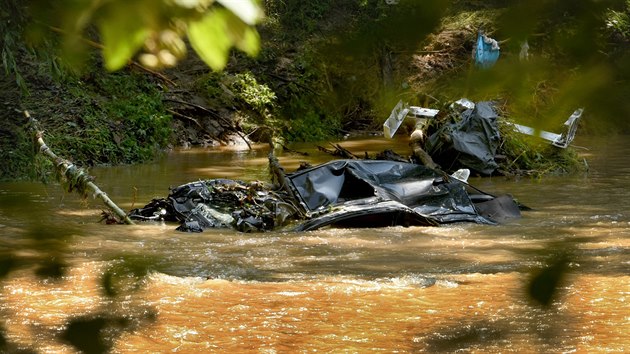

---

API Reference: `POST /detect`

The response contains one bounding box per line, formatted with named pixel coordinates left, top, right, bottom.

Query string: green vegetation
left=1, top=68, right=172, bottom=181
left=0, top=1, right=27, bottom=92
left=606, top=5, right=630, bottom=39
left=54, top=73, right=171, bottom=164
left=498, top=124, right=584, bottom=177
left=279, top=98, right=342, bottom=143
left=0, top=127, right=40, bottom=181
left=194, top=67, right=341, bottom=144
left=232, top=72, right=277, bottom=115
left=45, top=72, right=172, bottom=165
left=5, top=0, right=630, bottom=181
left=25, top=0, right=262, bottom=71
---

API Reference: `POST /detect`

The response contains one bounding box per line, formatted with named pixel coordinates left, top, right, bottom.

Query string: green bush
left=605, top=2, right=630, bottom=40
left=232, top=72, right=277, bottom=113
left=498, top=122, right=583, bottom=176
left=46, top=72, right=172, bottom=166
left=281, top=97, right=341, bottom=143
left=264, top=0, right=336, bottom=40
left=196, top=71, right=233, bottom=106
left=0, top=127, right=40, bottom=181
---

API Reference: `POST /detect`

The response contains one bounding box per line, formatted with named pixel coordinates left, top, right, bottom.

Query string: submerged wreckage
left=129, top=156, right=523, bottom=233
left=130, top=98, right=582, bottom=232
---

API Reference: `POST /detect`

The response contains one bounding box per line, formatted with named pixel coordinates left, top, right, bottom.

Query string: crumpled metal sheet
left=287, top=160, right=496, bottom=230
left=129, top=159, right=520, bottom=232
left=426, top=101, right=501, bottom=175
left=129, top=179, right=298, bottom=232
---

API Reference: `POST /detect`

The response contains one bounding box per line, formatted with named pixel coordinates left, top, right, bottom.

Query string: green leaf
left=188, top=7, right=260, bottom=70
left=174, top=0, right=215, bottom=9
left=237, top=26, right=259, bottom=56
left=188, top=9, right=234, bottom=70
left=224, top=10, right=260, bottom=56
left=97, top=4, right=150, bottom=71
left=216, top=0, right=263, bottom=25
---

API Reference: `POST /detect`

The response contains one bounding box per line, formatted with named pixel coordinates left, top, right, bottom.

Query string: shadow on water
left=421, top=319, right=510, bottom=352
left=1, top=136, right=629, bottom=351
left=418, top=308, right=575, bottom=352
left=0, top=194, right=158, bottom=353
left=1, top=210, right=619, bottom=352
left=408, top=252, right=579, bottom=352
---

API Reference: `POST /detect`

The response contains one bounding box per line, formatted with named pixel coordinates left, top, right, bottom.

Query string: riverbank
left=1, top=1, right=604, bottom=181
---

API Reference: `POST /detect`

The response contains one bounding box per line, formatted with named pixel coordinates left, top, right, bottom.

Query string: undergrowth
left=196, top=67, right=342, bottom=144
left=32, top=70, right=172, bottom=175
left=0, top=126, right=40, bottom=181
left=498, top=121, right=584, bottom=177
left=2, top=1, right=606, bottom=181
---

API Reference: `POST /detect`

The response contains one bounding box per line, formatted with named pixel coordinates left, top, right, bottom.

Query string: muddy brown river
left=0, top=136, right=628, bottom=353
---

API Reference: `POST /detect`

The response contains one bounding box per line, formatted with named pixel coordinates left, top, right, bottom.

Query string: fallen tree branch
left=410, top=138, right=440, bottom=170
left=25, top=111, right=134, bottom=225
left=281, top=144, right=309, bottom=156
left=268, top=152, right=306, bottom=217
left=317, top=143, right=360, bottom=159
left=167, top=108, right=205, bottom=130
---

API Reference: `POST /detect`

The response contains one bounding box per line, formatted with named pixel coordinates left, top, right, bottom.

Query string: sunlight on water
left=0, top=136, right=629, bottom=352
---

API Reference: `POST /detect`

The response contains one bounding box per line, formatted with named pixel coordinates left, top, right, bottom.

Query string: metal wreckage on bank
left=129, top=99, right=582, bottom=232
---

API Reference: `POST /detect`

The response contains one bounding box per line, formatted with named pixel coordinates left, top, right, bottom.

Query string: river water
left=0, top=136, right=628, bottom=353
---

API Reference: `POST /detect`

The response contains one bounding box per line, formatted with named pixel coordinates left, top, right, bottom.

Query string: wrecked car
left=384, top=98, right=583, bottom=176
left=129, top=157, right=523, bottom=232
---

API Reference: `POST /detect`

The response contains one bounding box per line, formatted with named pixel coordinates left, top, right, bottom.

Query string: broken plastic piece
left=451, top=169, right=470, bottom=183
left=519, top=41, right=530, bottom=61
left=383, top=100, right=407, bottom=139
left=510, top=108, right=583, bottom=148
left=383, top=100, right=439, bottom=138
left=450, top=98, right=475, bottom=111
left=475, top=32, right=500, bottom=68
left=408, top=106, right=440, bottom=119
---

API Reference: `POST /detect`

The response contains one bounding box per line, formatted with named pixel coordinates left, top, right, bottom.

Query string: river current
left=0, top=136, right=628, bottom=352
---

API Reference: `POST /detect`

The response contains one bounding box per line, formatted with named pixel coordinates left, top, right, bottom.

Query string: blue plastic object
left=475, top=32, right=500, bottom=68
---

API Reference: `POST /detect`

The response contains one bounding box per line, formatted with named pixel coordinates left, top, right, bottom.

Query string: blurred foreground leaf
left=0, top=255, right=16, bottom=279
left=527, top=253, right=570, bottom=307
left=26, top=0, right=262, bottom=71
left=217, top=0, right=263, bottom=25
left=60, top=317, right=109, bottom=354
left=189, top=8, right=260, bottom=70
left=97, top=2, right=151, bottom=71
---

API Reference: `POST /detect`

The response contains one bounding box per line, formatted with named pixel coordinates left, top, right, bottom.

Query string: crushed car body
left=129, top=158, right=522, bottom=232
left=285, top=159, right=520, bottom=231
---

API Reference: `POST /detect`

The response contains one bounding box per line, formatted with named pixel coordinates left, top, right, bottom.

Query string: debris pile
left=129, top=179, right=300, bottom=232
left=129, top=157, right=524, bottom=233
left=385, top=98, right=583, bottom=176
